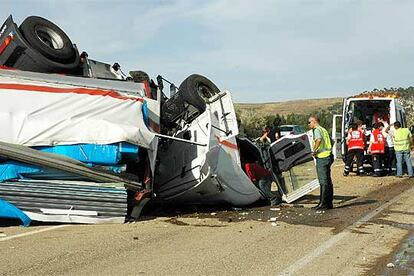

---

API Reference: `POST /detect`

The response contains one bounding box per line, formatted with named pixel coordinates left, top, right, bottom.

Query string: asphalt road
left=1, top=164, right=413, bottom=276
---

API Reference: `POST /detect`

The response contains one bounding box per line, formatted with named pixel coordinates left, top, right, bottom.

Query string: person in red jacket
left=244, top=162, right=281, bottom=205
left=344, top=123, right=366, bottom=176
left=368, top=122, right=385, bottom=177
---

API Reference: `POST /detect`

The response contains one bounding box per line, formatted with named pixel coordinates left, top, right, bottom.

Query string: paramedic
left=344, top=123, right=365, bottom=176
left=368, top=122, right=385, bottom=177
left=393, top=121, right=413, bottom=177
left=308, top=116, right=334, bottom=210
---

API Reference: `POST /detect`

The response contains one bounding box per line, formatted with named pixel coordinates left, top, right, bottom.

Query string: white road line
left=0, top=225, right=69, bottom=242
left=277, top=185, right=414, bottom=276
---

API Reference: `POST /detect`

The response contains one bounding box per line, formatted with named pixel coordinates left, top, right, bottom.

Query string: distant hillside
left=379, top=88, right=414, bottom=126
left=235, top=97, right=343, bottom=117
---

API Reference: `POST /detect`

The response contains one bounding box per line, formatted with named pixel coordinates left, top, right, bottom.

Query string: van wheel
left=179, top=74, right=220, bottom=112
left=19, top=16, right=76, bottom=63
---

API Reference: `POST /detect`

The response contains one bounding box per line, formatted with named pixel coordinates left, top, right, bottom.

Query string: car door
left=267, top=133, right=319, bottom=203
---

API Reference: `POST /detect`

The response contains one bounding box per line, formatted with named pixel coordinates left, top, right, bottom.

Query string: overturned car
left=0, top=15, right=319, bottom=226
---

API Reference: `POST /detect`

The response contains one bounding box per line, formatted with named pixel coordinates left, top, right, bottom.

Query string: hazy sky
left=2, top=0, right=414, bottom=103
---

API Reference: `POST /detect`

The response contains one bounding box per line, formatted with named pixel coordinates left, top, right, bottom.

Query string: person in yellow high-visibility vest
left=308, top=116, right=334, bottom=210
left=393, top=121, right=413, bottom=177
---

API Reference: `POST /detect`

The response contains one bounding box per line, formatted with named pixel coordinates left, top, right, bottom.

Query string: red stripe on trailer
left=0, top=65, right=15, bottom=70
left=143, top=80, right=151, bottom=98
left=0, top=83, right=144, bottom=102
left=0, top=34, right=14, bottom=55
left=215, top=135, right=238, bottom=150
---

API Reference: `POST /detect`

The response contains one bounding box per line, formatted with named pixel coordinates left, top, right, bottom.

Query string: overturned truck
left=0, top=15, right=319, bottom=226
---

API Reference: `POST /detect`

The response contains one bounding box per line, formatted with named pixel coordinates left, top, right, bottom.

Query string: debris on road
left=386, top=262, right=395, bottom=268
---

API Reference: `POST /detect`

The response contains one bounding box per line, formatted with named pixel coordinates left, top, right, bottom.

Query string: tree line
left=237, top=102, right=343, bottom=139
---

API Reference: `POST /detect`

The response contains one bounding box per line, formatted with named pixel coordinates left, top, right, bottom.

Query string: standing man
left=393, top=121, right=413, bottom=177
left=344, top=123, right=365, bottom=176
left=308, top=116, right=333, bottom=210
left=380, top=116, right=396, bottom=175
left=368, top=122, right=385, bottom=177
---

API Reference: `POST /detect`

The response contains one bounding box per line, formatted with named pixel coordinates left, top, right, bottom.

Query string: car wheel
left=178, top=74, right=220, bottom=112
left=19, top=16, right=76, bottom=63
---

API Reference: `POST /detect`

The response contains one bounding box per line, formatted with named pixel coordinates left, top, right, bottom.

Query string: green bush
left=237, top=102, right=343, bottom=139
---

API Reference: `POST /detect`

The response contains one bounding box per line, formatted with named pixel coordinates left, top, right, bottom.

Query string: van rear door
left=268, top=134, right=319, bottom=203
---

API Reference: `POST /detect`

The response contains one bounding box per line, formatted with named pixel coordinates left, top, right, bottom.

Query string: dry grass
left=235, top=97, right=343, bottom=116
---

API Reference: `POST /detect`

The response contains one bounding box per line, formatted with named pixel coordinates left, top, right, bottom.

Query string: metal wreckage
left=0, top=15, right=319, bottom=226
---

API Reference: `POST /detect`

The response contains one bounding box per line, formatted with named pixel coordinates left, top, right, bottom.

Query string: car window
left=280, top=126, right=293, bottom=131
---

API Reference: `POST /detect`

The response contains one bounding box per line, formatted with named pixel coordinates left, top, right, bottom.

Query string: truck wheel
left=19, top=16, right=76, bottom=63
left=179, top=74, right=220, bottom=112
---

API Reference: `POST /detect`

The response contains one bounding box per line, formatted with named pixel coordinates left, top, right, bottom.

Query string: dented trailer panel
left=0, top=68, right=158, bottom=149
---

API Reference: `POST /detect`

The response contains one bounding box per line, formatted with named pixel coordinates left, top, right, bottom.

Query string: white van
left=332, top=94, right=407, bottom=161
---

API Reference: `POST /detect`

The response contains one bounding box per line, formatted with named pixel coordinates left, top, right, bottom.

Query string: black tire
left=178, top=74, right=220, bottom=112
left=19, top=16, right=76, bottom=63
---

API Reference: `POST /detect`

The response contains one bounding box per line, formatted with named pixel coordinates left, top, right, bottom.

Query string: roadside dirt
left=144, top=162, right=413, bottom=235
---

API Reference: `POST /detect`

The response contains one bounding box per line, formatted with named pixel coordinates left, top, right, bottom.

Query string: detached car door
left=268, top=133, right=319, bottom=203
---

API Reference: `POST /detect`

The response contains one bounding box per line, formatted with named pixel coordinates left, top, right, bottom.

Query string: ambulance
left=332, top=92, right=407, bottom=163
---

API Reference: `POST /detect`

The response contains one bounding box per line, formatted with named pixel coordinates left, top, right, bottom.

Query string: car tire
left=19, top=16, right=76, bottom=63
left=178, top=74, right=220, bottom=112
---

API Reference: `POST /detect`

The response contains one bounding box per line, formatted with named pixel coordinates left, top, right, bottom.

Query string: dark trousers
left=344, top=149, right=364, bottom=175
left=384, top=147, right=396, bottom=175
left=257, top=176, right=282, bottom=205
left=316, top=155, right=334, bottom=206
left=372, top=154, right=384, bottom=176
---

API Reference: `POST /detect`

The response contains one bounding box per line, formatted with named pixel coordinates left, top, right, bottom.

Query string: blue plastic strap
left=0, top=199, right=31, bottom=227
